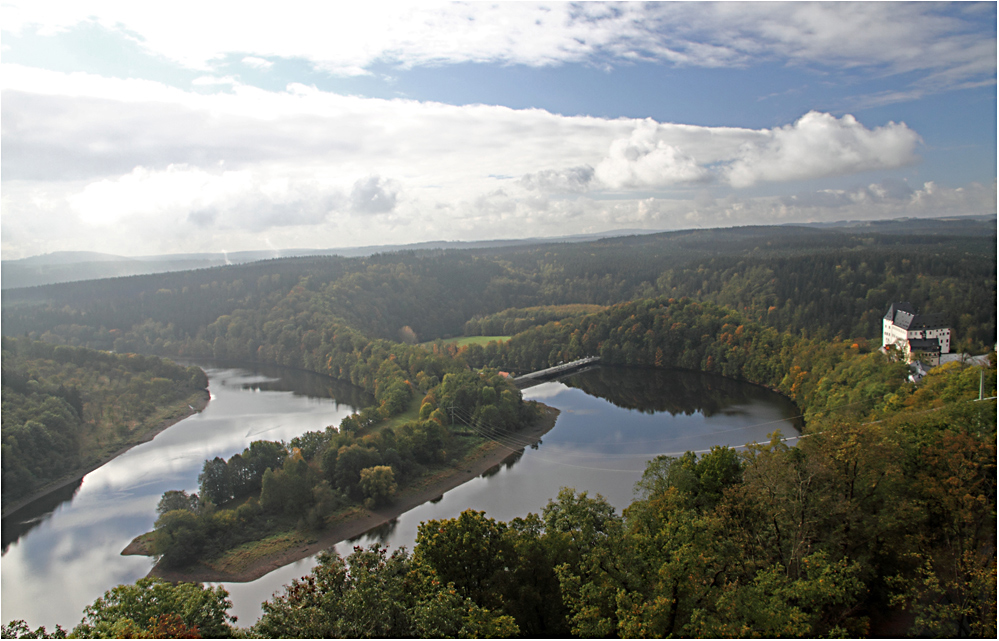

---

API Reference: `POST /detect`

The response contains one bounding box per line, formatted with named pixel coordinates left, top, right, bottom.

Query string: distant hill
left=10, top=251, right=134, bottom=266
left=0, top=231, right=657, bottom=290
left=2, top=256, right=225, bottom=290
left=792, top=214, right=996, bottom=236
left=2, top=216, right=993, bottom=290
left=1, top=219, right=994, bottom=353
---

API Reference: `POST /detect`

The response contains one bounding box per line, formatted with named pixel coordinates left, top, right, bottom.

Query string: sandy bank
left=142, top=404, right=560, bottom=584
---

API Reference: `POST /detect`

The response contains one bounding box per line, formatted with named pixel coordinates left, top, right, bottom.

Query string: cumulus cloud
left=594, top=120, right=712, bottom=189
left=780, top=178, right=917, bottom=209
left=520, top=166, right=595, bottom=193
left=778, top=179, right=996, bottom=219
left=350, top=176, right=399, bottom=215
left=574, top=113, right=920, bottom=191
left=725, top=112, right=922, bottom=188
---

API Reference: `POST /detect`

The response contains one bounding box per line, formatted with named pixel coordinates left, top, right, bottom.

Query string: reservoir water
left=1, top=364, right=371, bottom=631
left=1, top=363, right=800, bottom=630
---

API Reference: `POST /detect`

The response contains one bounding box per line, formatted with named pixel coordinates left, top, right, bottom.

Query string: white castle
left=882, top=302, right=952, bottom=365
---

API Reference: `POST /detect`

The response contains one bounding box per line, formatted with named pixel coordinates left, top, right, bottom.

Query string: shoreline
left=140, top=404, right=560, bottom=584
left=1, top=390, right=210, bottom=520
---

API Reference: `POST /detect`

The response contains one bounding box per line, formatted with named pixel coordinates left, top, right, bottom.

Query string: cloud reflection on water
left=1, top=365, right=366, bottom=631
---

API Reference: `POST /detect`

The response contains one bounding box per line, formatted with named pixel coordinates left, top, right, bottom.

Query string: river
left=1, top=363, right=800, bottom=630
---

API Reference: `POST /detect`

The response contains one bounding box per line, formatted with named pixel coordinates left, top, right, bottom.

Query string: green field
left=373, top=395, right=424, bottom=433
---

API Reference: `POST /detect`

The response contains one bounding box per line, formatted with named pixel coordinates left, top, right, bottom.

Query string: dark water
left=1, top=364, right=799, bottom=630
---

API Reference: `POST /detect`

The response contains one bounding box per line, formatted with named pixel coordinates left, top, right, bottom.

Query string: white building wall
left=910, top=327, right=951, bottom=353
left=883, top=316, right=952, bottom=356
left=888, top=324, right=908, bottom=349
left=928, top=328, right=951, bottom=353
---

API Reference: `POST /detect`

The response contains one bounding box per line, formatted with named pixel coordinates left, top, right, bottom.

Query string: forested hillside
left=2, top=220, right=995, bottom=638
left=1, top=338, right=208, bottom=506
left=4, top=224, right=995, bottom=355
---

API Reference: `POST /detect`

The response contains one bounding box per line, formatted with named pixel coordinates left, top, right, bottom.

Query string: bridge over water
left=513, top=356, right=601, bottom=387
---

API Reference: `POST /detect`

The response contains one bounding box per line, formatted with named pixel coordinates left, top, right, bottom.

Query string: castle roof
left=908, top=337, right=941, bottom=352
left=884, top=302, right=916, bottom=321
left=895, top=312, right=948, bottom=330
left=885, top=303, right=948, bottom=330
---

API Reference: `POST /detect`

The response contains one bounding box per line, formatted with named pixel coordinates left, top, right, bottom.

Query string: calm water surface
left=219, top=366, right=801, bottom=625
left=2, top=364, right=800, bottom=630
left=1, top=364, right=370, bottom=631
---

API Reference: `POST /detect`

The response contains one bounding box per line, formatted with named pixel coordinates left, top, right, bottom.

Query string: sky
left=1, top=1, right=996, bottom=260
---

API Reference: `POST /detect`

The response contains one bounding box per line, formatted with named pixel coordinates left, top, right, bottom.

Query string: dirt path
left=144, top=405, right=560, bottom=584
left=2, top=391, right=210, bottom=519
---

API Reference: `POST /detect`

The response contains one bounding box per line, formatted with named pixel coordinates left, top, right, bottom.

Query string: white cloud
left=0, top=64, right=625, bottom=189
left=67, top=165, right=240, bottom=225
left=2, top=2, right=993, bottom=95
left=520, top=166, right=595, bottom=194
left=350, top=176, right=399, bottom=215
left=583, top=113, right=920, bottom=190
left=594, top=120, right=712, bottom=189
left=241, top=56, right=273, bottom=70
left=65, top=164, right=345, bottom=230
left=192, top=75, right=237, bottom=86
left=3, top=66, right=920, bottom=193
left=725, top=112, right=922, bottom=188
left=0, top=64, right=977, bottom=259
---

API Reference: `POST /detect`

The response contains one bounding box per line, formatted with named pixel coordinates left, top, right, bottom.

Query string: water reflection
left=334, top=367, right=801, bottom=538
left=482, top=451, right=524, bottom=478
left=349, top=519, right=399, bottom=546
left=219, top=366, right=802, bottom=626
left=2, top=480, right=83, bottom=553
left=233, top=363, right=373, bottom=409
left=1, top=364, right=369, bottom=631
left=2, top=364, right=801, bottom=631
left=561, top=365, right=801, bottom=422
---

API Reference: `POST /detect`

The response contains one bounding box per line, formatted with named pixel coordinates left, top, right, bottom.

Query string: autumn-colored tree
left=71, top=579, right=234, bottom=639
left=358, top=465, right=396, bottom=508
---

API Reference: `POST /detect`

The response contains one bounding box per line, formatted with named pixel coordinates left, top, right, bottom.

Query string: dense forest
left=1, top=338, right=208, bottom=506
left=4, top=224, right=995, bottom=353
left=2, top=220, right=995, bottom=638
